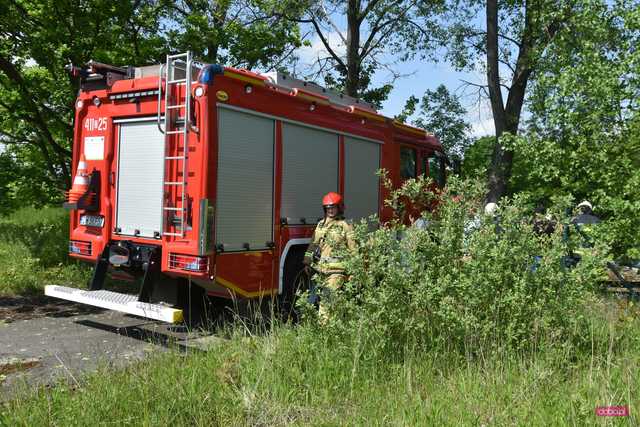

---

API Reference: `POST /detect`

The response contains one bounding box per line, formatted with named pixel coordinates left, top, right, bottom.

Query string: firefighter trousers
left=308, top=272, right=345, bottom=322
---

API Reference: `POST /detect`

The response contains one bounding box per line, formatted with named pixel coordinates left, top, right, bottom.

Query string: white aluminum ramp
left=45, top=285, right=183, bottom=323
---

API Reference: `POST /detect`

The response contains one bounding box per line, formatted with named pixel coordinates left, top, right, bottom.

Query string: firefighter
left=303, top=192, right=355, bottom=321
left=573, top=201, right=600, bottom=226
left=571, top=200, right=601, bottom=256
left=532, top=202, right=557, bottom=237
left=565, top=200, right=601, bottom=267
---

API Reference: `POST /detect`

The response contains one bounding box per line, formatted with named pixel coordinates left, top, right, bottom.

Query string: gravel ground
left=0, top=295, right=101, bottom=323
left=0, top=296, right=222, bottom=402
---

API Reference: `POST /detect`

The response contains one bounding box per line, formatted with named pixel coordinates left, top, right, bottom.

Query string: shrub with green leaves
left=0, top=206, right=69, bottom=266
left=0, top=207, right=90, bottom=295
left=312, top=177, right=605, bottom=357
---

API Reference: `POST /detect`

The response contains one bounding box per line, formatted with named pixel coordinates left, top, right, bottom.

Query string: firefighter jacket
left=570, top=212, right=601, bottom=257
left=311, top=216, right=356, bottom=275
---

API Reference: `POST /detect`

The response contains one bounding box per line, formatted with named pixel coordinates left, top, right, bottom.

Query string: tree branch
left=360, top=0, right=385, bottom=24
left=0, top=55, right=72, bottom=159
left=361, top=21, right=399, bottom=59
left=360, top=1, right=413, bottom=57
left=317, top=0, right=348, bottom=45
left=307, top=14, right=347, bottom=70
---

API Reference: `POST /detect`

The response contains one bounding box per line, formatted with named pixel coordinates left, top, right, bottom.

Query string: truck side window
left=400, top=147, right=416, bottom=180
left=428, top=155, right=445, bottom=187
left=421, top=155, right=429, bottom=178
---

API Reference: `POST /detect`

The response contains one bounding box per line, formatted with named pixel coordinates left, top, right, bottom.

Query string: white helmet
left=577, top=200, right=593, bottom=210
left=484, top=202, right=498, bottom=215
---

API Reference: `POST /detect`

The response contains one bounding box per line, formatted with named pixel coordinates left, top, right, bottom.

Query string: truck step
left=44, top=285, right=183, bottom=323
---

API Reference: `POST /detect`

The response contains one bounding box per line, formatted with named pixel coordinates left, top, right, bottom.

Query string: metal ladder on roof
left=157, top=51, right=193, bottom=237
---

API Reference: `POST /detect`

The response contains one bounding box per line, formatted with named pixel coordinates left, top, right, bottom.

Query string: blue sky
left=290, top=7, right=496, bottom=139
left=374, top=57, right=495, bottom=137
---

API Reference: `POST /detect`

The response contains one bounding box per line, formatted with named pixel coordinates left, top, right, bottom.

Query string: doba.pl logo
left=595, top=406, right=629, bottom=417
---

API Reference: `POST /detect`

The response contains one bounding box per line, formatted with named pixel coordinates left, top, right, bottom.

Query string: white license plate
left=80, top=215, right=104, bottom=227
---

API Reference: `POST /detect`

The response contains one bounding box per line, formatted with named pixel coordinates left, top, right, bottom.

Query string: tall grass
left=0, top=207, right=90, bottom=295
left=1, top=194, right=637, bottom=425
left=1, top=299, right=638, bottom=425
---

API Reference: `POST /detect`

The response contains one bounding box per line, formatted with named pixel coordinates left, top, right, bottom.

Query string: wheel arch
left=279, top=238, right=311, bottom=294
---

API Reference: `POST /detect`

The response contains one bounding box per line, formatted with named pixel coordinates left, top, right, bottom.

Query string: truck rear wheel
left=177, top=278, right=214, bottom=326
left=278, top=246, right=308, bottom=322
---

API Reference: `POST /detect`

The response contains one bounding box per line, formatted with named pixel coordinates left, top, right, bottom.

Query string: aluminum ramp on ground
left=44, top=285, right=183, bottom=323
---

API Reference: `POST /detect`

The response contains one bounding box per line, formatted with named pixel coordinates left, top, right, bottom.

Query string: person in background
left=567, top=200, right=601, bottom=266
left=572, top=200, right=600, bottom=249
left=532, top=202, right=557, bottom=236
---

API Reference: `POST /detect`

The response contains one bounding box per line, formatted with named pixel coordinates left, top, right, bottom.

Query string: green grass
left=0, top=243, right=90, bottom=295
left=0, top=207, right=90, bottom=295
left=2, top=300, right=639, bottom=426
left=1, top=207, right=638, bottom=425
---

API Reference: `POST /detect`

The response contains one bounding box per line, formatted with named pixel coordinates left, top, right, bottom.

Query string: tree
left=0, top=0, right=303, bottom=210
left=0, top=0, right=166, bottom=198
left=508, top=0, right=640, bottom=258
left=402, top=85, right=472, bottom=156
left=162, top=0, right=304, bottom=70
left=296, top=0, right=446, bottom=108
left=445, top=0, right=578, bottom=201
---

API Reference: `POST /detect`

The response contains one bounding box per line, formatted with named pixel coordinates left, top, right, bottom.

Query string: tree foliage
left=397, top=84, right=471, bottom=156
left=0, top=0, right=168, bottom=209
left=461, top=136, right=494, bottom=179
left=298, top=0, right=446, bottom=108
left=162, top=0, right=303, bottom=69
left=0, top=0, right=302, bottom=212
left=508, top=0, right=640, bottom=258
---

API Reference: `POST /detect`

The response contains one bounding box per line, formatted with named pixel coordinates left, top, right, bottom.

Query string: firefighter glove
left=303, top=243, right=320, bottom=266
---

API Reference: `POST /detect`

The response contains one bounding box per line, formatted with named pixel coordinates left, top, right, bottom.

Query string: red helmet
left=322, top=192, right=343, bottom=207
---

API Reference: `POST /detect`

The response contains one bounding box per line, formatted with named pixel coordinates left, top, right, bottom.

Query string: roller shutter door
left=344, top=137, right=380, bottom=222
left=216, top=108, right=274, bottom=251
left=281, top=123, right=338, bottom=224
left=115, top=120, right=165, bottom=238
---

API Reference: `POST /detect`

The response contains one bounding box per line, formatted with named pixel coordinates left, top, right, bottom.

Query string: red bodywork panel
left=68, top=66, right=443, bottom=298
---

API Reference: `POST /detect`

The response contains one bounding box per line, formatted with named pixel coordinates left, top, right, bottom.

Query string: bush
left=0, top=206, right=69, bottom=266
left=309, top=177, right=605, bottom=357
left=0, top=207, right=90, bottom=295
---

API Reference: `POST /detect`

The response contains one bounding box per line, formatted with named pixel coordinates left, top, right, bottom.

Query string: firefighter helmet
left=322, top=192, right=343, bottom=207
left=484, top=202, right=498, bottom=215
left=577, top=200, right=593, bottom=211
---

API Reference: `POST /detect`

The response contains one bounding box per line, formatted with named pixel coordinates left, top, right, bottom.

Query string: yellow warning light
left=216, top=90, right=229, bottom=102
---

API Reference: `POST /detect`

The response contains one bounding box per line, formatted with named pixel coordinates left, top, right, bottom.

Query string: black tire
left=177, top=278, right=211, bottom=327
left=277, top=246, right=308, bottom=322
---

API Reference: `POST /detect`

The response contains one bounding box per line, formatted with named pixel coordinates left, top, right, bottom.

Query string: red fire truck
left=45, top=52, right=446, bottom=322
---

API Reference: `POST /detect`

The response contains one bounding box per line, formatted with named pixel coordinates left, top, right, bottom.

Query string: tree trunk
left=209, top=2, right=232, bottom=63
left=485, top=0, right=533, bottom=203
left=345, top=0, right=361, bottom=97
left=486, top=0, right=507, bottom=203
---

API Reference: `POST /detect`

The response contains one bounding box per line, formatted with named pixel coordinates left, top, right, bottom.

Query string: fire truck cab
left=45, top=52, right=445, bottom=322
